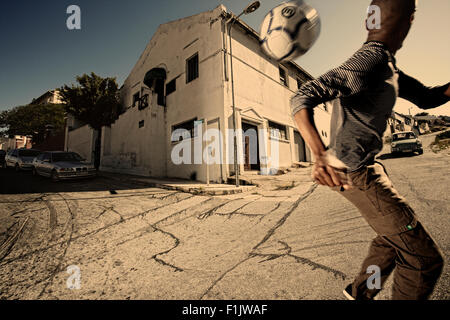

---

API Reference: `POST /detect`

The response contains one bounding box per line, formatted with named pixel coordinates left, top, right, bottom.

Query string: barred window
left=268, top=121, right=288, bottom=140
left=279, top=66, right=288, bottom=87
left=297, top=78, right=303, bottom=90
left=171, top=118, right=198, bottom=142
left=132, top=92, right=140, bottom=107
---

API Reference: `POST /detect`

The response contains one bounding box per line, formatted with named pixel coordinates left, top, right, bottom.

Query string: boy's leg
left=383, top=221, right=444, bottom=300
left=340, top=163, right=443, bottom=299
left=350, top=235, right=396, bottom=299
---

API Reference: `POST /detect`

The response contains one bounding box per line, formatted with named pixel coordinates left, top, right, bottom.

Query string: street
left=0, top=134, right=448, bottom=300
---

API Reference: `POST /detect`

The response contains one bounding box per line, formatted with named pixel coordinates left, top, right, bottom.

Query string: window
left=186, top=53, right=199, bottom=83
left=297, top=78, right=303, bottom=90
left=279, top=66, right=288, bottom=87
left=18, top=149, right=40, bottom=157
left=171, top=118, right=198, bottom=142
left=139, top=94, right=149, bottom=110
left=132, top=92, right=140, bottom=107
left=166, top=79, right=176, bottom=96
left=139, top=120, right=145, bottom=128
left=268, top=121, right=288, bottom=140
left=52, top=152, right=83, bottom=162
left=392, top=132, right=416, bottom=141
left=42, top=153, right=51, bottom=162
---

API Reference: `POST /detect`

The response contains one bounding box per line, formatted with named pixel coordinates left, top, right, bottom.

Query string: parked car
left=0, top=150, right=6, bottom=169
left=32, top=151, right=96, bottom=181
left=391, top=131, right=423, bottom=155
left=5, top=148, right=42, bottom=171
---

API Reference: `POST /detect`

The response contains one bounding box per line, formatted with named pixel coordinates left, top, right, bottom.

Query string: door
left=242, top=122, right=260, bottom=171
left=294, top=131, right=306, bottom=162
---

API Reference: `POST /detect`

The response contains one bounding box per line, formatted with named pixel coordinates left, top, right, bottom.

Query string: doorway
left=294, top=130, right=307, bottom=162
left=242, top=122, right=260, bottom=171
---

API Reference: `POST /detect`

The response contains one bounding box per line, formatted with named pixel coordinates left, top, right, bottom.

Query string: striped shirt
left=291, top=41, right=450, bottom=171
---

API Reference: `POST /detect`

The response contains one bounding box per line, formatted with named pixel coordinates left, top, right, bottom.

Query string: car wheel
left=51, top=170, right=59, bottom=182
left=15, top=163, right=20, bottom=172
left=1, top=162, right=5, bottom=169
left=418, top=149, right=424, bottom=155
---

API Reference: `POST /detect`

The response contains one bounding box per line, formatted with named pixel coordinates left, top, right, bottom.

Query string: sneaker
left=343, top=284, right=356, bottom=300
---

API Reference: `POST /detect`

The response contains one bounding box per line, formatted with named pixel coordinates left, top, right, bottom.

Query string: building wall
left=102, top=5, right=226, bottom=181
left=101, top=94, right=166, bottom=177
left=66, top=125, right=95, bottom=162
left=95, top=5, right=331, bottom=182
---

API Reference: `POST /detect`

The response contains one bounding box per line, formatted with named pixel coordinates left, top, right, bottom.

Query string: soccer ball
left=259, top=0, right=321, bottom=61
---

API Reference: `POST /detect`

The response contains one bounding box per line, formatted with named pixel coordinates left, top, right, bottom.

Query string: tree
left=59, top=72, right=122, bottom=168
left=59, top=72, right=121, bottom=130
left=0, top=104, right=65, bottom=144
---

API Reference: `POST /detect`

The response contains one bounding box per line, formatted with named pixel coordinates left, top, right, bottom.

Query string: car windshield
left=18, top=150, right=41, bottom=157
left=52, top=152, right=83, bottom=162
left=393, top=133, right=415, bottom=141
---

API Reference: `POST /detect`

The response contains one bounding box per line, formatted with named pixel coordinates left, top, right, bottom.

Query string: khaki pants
left=338, top=162, right=444, bottom=300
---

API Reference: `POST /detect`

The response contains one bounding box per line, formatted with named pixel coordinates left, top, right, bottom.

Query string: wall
left=101, top=5, right=226, bottom=182
left=66, top=125, right=95, bottom=162
left=101, top=94, right=166, bottom=177
left=97, top=5, right=330, bottom=181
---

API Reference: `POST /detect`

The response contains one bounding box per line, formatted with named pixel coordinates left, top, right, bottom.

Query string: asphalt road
left=0, top=133, right=448, bottom=300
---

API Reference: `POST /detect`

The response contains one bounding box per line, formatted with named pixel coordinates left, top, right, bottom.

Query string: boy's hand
left=312, top=153, right=352, bottom=190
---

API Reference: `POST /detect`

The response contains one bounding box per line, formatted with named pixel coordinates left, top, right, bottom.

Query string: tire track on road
left=37, top=193, right=76, bottom=299
left=199, top=184, right=338, bottom=299
left=0, top=194, right=199, bottom=267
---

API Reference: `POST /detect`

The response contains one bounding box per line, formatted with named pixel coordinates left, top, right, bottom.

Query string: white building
left=0, top=135, right=32, bottom=151
left=31, top=90, right=63, bottom=105
left=68, top=5, right=331, bottom=182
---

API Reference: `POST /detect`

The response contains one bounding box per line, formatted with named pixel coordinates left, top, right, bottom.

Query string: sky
left=0, top=0, right=449, bottom=116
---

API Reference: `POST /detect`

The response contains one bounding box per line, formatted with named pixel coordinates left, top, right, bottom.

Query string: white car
left=391, top=131, right=423, bottom=155
left=5, top=149, right=41, bottom=171
left=32, top=151, right=97, bottom=181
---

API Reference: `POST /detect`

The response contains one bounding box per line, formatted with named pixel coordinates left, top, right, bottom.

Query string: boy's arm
left=291, top=45, right=387, bottom=188
left=398, top=71, right=450, bottom=109
left=293, top=108, right=343, bottom=188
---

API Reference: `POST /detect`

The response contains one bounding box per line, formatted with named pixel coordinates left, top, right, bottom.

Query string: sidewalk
left=99, top=171, right=256, bottom=195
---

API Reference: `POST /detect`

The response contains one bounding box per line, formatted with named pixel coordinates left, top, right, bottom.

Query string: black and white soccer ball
left=259, top=0, right=321, bottom=61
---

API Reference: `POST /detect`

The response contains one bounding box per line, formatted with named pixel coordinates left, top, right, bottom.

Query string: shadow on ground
left=376, top=152, right=421, bottom=160
left=0, top=168, right=152, bottom=195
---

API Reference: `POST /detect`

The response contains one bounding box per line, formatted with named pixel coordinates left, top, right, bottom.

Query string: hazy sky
left=1, top=0, right=449, bottom=115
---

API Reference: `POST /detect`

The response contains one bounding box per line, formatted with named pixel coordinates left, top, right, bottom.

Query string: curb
left=99, top=172, right=256, bottom=196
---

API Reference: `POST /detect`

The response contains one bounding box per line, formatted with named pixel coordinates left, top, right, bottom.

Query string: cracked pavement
left=0, top=135, right=448, bottom=300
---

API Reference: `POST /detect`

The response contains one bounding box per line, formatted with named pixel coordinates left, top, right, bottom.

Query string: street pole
left=226, top=1, right=260, bottom=188
left=228, top=13, right=243, bottom=188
